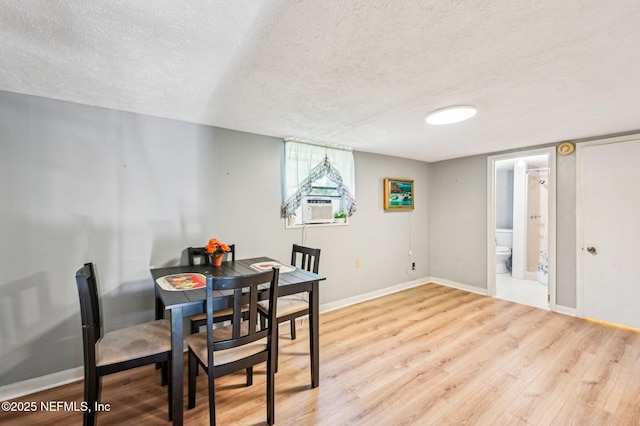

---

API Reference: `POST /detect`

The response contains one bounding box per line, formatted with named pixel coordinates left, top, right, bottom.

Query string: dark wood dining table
left=150, top=256, right=326, bottom=426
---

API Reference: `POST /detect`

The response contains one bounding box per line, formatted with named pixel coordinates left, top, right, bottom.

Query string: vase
left=210, top=253, right=224, bottom=267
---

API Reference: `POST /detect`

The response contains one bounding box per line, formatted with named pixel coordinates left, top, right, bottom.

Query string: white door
left=580, top=139, right=640, bottom=329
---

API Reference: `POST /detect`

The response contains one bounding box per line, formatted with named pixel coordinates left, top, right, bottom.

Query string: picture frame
left=383, top=178, right=414, bottom=211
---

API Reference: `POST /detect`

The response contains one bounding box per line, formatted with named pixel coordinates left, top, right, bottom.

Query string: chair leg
left=188, top=350, right=198, bottom=409
left=161, top=360, right=168, bottom=386
left=96, top=375, right=102, bottom=408
left=246, top=367, right=253, bottom=386
left=191, top=321, right=202, bottom=377
left=274, top=323, right=280, bottom=374
left=267, top=352, right=275, bottom=425
left=83, top=370, right=98, bottom=426
left=167, top=361, right=173, bottom=421
left=290, top=319, right=297, bottom=340
left=208, top=366, right=216, bottom=426
left=260, top=314, right=266, bottom=330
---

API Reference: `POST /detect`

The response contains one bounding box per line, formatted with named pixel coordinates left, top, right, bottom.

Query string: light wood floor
left=2, top=283, right=639, bottom=425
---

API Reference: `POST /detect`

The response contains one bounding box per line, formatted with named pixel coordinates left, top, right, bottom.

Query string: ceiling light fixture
left=425, top=105, right=477, bottom=125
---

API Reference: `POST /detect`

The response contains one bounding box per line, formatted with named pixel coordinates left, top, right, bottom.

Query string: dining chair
left=75, top=263, right=172, bottom=426
left=258, top=244, right=320, bottom=372
left=185, top=267, right=280, bottom=426
left=187, top=244, right=242, bottom=334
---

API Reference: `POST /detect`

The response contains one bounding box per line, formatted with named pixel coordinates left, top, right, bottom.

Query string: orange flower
left=206, top=238, right=231, bottom=255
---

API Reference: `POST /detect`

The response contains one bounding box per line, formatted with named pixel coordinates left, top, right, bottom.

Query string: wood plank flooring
left=2, top=283, right=639, bottom=425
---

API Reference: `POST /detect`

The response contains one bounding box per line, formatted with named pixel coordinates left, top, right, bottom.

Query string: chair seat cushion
left=258, top=293, right=308, bottom=317
left=96, top=319, right=171, bottom=367
left=185, top=322, right=267, bottom=367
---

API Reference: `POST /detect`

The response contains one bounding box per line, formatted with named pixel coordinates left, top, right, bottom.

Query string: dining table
left=150, top=256, right=326, bottom=426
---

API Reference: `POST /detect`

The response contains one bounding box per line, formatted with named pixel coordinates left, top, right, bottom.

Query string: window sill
left=285, top=220, right=348, bottom=229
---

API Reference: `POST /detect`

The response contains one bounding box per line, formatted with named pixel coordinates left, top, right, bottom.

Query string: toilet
left=495, top=228, right=513, bottom=274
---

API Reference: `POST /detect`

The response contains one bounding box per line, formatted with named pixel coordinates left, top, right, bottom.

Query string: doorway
left=487, top=147, right=556, bottom=310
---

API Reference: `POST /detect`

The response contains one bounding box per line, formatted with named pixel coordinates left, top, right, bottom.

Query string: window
left=281, top=139, right=356, bottom=226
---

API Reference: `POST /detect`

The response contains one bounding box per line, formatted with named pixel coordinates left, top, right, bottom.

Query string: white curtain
left=281, top=140, right=356, bottom=218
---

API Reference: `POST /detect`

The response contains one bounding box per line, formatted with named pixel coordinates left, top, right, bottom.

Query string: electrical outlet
left=355, top=258, right=361, bottom=268
left=412, top=262, right=416, bottom=270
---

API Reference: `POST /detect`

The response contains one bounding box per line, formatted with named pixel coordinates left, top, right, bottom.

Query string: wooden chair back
left=206, top=267, right=279, bottom=359
left=76, top=263, right=102, bottom=366
left=291, top=244, right=321, bottom=273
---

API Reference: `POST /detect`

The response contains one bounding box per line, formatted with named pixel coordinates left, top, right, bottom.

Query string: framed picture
left=383, top=178, right=414, bottom=211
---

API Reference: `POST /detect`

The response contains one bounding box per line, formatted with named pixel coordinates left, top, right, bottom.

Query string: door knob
left=586, top=246, right=597, bottom=254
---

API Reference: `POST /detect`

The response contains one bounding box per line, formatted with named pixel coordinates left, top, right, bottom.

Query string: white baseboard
left=427, top=276, right=488, bottom=296
left=319, top=277, right=431, bottom=313
left=319, top=276, right=488, bottom=314
left=551, top=304, right=577, bottom=317
left=427, top=277, right=578, bottom=317
left=0, top=366, right=83, bottom=402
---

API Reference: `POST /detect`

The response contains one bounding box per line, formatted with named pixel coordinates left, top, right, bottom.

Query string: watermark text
left=2, top=400, right=111, bottom=413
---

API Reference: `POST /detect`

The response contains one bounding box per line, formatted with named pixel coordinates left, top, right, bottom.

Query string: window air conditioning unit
left=302, top=197, right=334, bottom=224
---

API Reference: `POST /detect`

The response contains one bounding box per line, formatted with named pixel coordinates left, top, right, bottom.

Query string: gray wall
left=428, top=149, right=578, bottom=308
left=0, top=89, right=584, bottom=389
left=428, top=155, right=488, bottom=288
left=0, top=91, right=430, bottom=386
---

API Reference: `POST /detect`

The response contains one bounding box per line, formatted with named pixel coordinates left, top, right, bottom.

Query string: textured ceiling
left=2, top=1, right=640, bottom=162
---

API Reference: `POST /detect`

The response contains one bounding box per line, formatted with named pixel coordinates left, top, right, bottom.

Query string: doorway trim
left=487, top=147, right=557, bottom=308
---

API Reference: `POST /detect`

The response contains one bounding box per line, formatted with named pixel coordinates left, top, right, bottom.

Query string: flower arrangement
left=206, top=238, right=231, bottom=267
left=206, top=238, right=231, bottom=256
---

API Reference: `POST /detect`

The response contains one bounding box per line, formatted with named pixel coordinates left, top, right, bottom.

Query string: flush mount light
left=425, top=105, right=477, bottom=125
